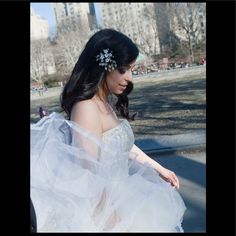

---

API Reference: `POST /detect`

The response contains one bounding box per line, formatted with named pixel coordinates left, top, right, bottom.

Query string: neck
left=92, top=90, right=113, bottom=115
left=96, top=84, right=110, bottom=102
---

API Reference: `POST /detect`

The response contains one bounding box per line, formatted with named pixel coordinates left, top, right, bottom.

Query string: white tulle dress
left=31, top=112, right=186, bottom=232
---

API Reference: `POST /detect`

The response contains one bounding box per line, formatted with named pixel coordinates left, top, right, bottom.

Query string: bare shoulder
left=71, top=99, right=102, bottom=137
left=72, top=99, right=99, bottom=114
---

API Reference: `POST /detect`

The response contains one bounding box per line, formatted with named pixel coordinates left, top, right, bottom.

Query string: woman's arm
left=130, top=144, right=180, bottom=189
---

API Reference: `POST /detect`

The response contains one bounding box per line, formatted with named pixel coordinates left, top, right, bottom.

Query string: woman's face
left=105, top=61, right=136, bottom=95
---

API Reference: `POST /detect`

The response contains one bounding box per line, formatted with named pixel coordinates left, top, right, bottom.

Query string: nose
left=125, top=70, right=133, bottom=82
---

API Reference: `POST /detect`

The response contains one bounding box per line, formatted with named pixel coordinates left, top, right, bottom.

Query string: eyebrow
left=126, top=64, right=136, bottom=68
left=118, top=64, right=136, bottom=70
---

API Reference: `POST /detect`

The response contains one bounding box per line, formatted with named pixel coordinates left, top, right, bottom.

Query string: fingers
left=171, top=172, right=180, bottom=189
left=160, top=170, right=180, bottom=189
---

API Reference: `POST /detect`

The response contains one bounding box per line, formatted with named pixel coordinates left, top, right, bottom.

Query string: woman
left=38, top=106, right=47, bottom=119
left=31, top=29, right=186, bottom=232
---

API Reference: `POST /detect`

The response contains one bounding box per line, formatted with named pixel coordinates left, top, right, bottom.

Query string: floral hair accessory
left=96, top=48, right=117, bottom=72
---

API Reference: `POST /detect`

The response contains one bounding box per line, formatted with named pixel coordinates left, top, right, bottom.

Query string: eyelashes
left=118, top=68, right=127, bottom=74
left=117, top=65, right=135, bottom=74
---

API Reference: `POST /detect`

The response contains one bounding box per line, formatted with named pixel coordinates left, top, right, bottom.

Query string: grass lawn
left=31, top=71, right=205, bottom=139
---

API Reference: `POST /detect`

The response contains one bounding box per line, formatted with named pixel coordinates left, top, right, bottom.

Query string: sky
left=30, top=3, right=102, bottom=37
left=31, top=3, right=56, bottom=36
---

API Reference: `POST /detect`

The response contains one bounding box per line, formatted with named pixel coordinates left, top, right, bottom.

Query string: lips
left=119, top=85, right=127, bottom=91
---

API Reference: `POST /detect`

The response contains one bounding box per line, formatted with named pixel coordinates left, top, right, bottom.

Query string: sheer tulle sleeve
left=31, top=113, right=131, bottom=231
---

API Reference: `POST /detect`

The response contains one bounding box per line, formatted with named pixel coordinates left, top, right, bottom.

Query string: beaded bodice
left=102, top=119, right=134, bottom=152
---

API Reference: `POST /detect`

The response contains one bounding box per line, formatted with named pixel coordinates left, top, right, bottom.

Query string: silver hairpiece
left=96, top=48, right=117, bottom=72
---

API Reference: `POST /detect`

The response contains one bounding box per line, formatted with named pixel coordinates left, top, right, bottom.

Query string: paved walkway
left=152, top=151, right=206, bottom=232
left=135, top=130, right=206, bottom=232
left=135, top=130, right=206, bottom=155
left=30, top=87, right=63, bottom=101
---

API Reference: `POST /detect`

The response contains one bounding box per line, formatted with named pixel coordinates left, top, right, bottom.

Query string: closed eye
left=117, top=64, right=136, bottom=74
left=117, top=66, right=129, bottom=74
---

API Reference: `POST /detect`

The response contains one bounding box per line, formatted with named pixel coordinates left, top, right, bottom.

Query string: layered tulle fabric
left=31, top=112, right=186, bottom=232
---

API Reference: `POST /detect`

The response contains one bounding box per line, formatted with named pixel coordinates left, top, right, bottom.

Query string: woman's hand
left=158, top=167, right=180, bottom=189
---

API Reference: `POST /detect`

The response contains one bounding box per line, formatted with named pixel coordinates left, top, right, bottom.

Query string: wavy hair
left=60, top=28, right=139, bottom=120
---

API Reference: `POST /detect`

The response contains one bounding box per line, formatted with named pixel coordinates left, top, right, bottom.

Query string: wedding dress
left=31, top=112, right=186, bottom=232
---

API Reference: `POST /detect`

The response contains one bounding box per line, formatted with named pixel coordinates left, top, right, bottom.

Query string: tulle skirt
left=31, top=113, right=186, bottom=232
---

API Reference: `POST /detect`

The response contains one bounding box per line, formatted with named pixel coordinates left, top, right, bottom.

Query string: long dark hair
left=60, top=28, right=139, bottom=120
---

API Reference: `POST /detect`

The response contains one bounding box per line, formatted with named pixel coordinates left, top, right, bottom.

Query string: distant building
left=30, top=7, right=49, bottom=41
left=98, top=3, right=161, bottom=56
left=53, top=3, right=91, bottom=32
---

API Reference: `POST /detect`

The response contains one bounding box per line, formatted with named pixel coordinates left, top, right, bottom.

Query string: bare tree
left=30, top=39, right=53, bottom=83
left=52, top=17, right=91, bottom=78
left=170, top=3, right=206, bottom=63
left=139, top=4, right=160, bottom=57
